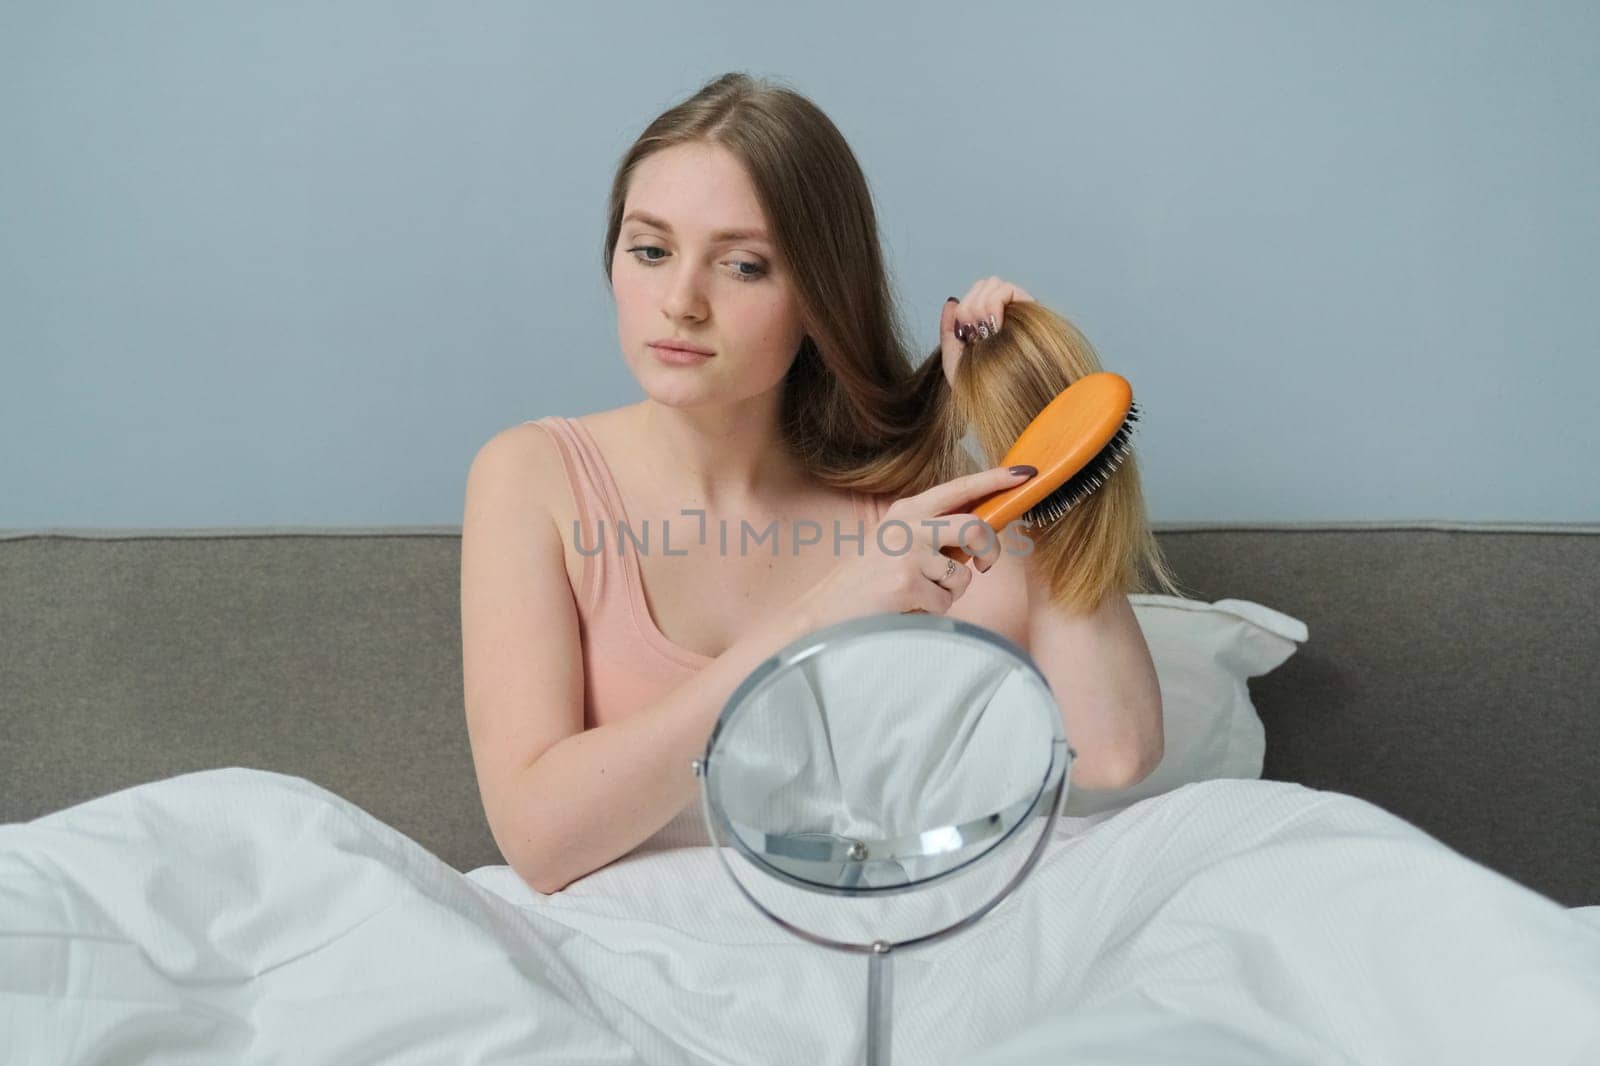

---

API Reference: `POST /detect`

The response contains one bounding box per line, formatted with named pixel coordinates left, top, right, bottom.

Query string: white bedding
left=2, top=768, right=1596, bottom=1064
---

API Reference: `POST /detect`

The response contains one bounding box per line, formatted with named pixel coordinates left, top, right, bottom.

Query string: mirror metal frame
left=692, top=611, right=1076, bottom=954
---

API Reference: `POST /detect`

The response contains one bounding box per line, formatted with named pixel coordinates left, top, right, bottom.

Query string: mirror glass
left=700, top=613, right=1068, bottom=897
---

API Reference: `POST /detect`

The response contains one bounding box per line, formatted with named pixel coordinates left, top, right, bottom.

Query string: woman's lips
left=650, top=343, right=714, bottom=366
left=650, top=339, right=714, bottom=355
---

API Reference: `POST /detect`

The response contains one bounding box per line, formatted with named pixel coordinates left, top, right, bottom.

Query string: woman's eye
left=626, top=246, right=766, bottom=282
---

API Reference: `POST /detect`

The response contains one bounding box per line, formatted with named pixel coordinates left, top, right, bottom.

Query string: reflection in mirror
left=706, top=621, right=1060, bottom=892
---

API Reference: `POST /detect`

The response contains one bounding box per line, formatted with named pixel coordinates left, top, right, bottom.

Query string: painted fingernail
left=976, top=322, right=991, bottom=339
left=946, top=296, right=959, bottom=304
left=1009, top=465, right=1037, bottom=477
left=989, top=313, right=999, bottom=331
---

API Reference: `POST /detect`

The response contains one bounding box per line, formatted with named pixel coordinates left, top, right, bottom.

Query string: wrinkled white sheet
left=2, top=768, right=1596, bottom=1065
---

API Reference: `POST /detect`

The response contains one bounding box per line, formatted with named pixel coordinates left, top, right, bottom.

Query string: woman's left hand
left=940, top=277, right=1036, bottom=387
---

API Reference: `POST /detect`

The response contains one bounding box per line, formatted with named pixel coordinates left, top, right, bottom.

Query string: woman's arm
left=495, top=613, right=814, bottom=895
left=951, top=540, right=1164, bottom=790
left=1024, top=559, right=1164, bottom=790
left=460, top=425, right=816, bottom=895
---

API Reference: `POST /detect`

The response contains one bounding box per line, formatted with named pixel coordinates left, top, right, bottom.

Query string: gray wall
left=3, top=2, right=1596, bottom=528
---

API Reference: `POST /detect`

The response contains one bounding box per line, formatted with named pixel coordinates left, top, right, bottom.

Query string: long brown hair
left=602, top=72, right=1184, bottom=610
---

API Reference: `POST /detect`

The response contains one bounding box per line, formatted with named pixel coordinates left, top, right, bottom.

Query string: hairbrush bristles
left=1020, top=401, right=1141, bottom=529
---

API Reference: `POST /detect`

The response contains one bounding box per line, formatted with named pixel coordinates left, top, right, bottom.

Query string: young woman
left=460, top=73, right=1165, bottom=894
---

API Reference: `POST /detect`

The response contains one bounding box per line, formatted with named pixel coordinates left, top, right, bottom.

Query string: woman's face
left=611, top=142, right=808, bottom=408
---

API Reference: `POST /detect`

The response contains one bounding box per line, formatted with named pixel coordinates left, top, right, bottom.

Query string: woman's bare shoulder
left=471, top=419, right=581, bottom=523
left=476, top=404, right=624, bottom=470
left=472, top=422, right=560, bottom=490
left=471, top=405, right=638, bottom=510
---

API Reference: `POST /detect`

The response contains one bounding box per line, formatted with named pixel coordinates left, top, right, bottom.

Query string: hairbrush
left=941, top=371, right=1140, bottom=565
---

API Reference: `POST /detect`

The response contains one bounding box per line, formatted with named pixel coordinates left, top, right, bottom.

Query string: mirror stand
left=692, top=612, right=1075, bottom=1066
left=693, top=741, right=1070, bottom=1066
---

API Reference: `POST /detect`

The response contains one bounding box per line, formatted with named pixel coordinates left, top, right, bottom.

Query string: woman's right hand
left=795, top=464, right=1037, bottom=629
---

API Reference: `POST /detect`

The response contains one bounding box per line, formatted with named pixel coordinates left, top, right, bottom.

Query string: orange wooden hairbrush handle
left=939, top=371, right=1134, bottom=566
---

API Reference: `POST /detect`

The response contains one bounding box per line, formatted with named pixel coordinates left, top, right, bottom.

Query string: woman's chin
left=640, top=378, right=721, bottom=408
left=628, top=359, right=787, bottom=409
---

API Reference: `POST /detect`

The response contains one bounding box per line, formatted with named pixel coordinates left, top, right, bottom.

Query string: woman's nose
left=661, top=268, right=709, bottom=321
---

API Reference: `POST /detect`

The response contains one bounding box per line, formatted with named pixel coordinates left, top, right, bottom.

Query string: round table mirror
left=691, top=611, right=1074, bottom=1066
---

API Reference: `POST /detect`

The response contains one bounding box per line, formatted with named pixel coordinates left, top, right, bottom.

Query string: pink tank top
left=527, top=415, right=887, bottom=730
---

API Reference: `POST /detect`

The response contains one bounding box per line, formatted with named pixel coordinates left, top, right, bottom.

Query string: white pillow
left=1061, top=594, right=1310, bottom=817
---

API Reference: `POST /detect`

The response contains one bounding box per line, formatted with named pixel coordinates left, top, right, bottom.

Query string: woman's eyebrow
left=622, top=210, right=769, bottom=244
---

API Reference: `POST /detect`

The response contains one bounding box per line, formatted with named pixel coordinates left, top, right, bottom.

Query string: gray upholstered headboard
left=2, top=524, right=1595, bottom=906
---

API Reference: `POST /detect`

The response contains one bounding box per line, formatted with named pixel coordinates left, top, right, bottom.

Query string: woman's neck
left=635, top=395, right=809, bottom=509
